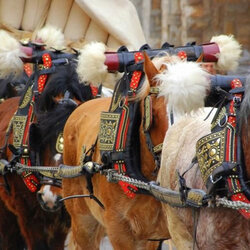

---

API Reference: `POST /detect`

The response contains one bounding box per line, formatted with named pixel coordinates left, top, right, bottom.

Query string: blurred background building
left=130, top=0, right=250, bottom=75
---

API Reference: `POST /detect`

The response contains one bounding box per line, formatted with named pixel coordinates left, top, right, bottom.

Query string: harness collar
left=196, top=78, right=250, bottom=219
left=99, top=53, right=164, bottom=197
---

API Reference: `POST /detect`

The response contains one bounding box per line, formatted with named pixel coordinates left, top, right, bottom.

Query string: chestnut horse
left=61, top=53, right=201, bottom=249
left=0, top=62, right=93, bottom=249
left=158, top=76, right=250, bottom=249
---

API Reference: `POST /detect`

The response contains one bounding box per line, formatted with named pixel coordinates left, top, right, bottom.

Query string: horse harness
left=1, top=46, right=249, bottom=218
left=0, top=54, right=54, bottom=192
left=196, top=78, right=250, bottom=219
left=0, top=52, right=84, bottom=192
left=97, top=51, right=163, bottom=198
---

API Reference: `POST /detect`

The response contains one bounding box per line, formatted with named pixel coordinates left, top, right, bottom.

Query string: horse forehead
left=42, top=184, right=62, bottom=195
left=43, top=185, right=52, bottom=193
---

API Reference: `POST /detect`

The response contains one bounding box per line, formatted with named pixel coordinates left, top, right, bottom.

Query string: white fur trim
left=0, top=30, right=25, bottom=78
left=156, top=61, right=210, bottom=115
left=211, top=34, right=242, bottom=72
left=36, top=25, right=65, bottom=49
left=76, top=42, right=108, bottom=86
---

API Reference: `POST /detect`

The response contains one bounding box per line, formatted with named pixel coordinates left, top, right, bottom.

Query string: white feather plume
left=211, top=34, right=242, bottom=72
left=76, top=42, right=108, bottom=86
left=0, top=30, right=25, bottom=78
left=36, top=25, right=65, bottom=49
left=156, top=61, right=210, bottom=115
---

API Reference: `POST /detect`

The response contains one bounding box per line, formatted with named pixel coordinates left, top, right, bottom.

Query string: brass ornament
left=149, top=87, right=160, bottom=95
left=99, top=112, right=121, bottom=151
left=13, top=115, right=27, bottom=148
left=143, top=96, right=152, bottom=131
left=56, top=133, right=64, bottom=153
left=196, top=129, right=226, bottom=183
left=19, top=86, right=33, bottom=109
left=153, top=143, right=163, bottom=154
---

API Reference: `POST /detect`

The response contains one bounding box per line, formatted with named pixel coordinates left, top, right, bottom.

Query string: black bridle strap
left=143, top=87, right=163, bottom=173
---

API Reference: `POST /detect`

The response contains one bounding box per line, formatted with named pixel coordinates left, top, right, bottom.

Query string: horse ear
left=159, top=63, right=167, bottom=73
left=196, top=53, right=204, bottom=62
left=143, top=51, right=159, bottom=86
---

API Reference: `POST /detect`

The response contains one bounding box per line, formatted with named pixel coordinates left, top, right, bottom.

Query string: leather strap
left=226, top=79, right=250, bottom=219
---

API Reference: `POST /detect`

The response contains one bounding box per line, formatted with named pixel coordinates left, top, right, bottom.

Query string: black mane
left=30, top=62, right=93, bottom=159
left=37, top=62, right=93, bottom=111
left=0, top=73, right=27, bottom=100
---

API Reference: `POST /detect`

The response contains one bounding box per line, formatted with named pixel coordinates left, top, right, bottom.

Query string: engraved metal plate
left=13, top=115, right=27, bottom=148
left=196, top=129, right=225, bottom=183
left=143, top=96, right=152, bottom=131
left=99, top=112, right=121, bottom=151
left=19, top=86, right=32, bottom=109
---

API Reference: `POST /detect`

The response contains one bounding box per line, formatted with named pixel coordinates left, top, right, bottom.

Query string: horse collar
left=99, top=52, right=155, bottom=198
left=196, top=78, right=250, bottom=219
left=10, top=54, right=53, bottom=192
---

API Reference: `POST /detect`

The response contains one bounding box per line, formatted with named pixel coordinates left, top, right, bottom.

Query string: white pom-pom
left=156, top=61, right=210, bottom=115
left=36, top=25, right=65, bottom=49
left=0, top=30, right=25, bottom=78
left=211, top=34, right=242, bottom=72
left=76, top=42, right=108, bottom=86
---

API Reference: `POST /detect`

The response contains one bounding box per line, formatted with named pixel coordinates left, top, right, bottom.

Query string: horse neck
left=139, top=95, right=168, bottom=179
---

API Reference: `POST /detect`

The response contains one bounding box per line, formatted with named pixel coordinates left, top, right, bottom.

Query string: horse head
left=157, top=63, right=250, bottom=248
left=136, top=52, right=170, bottom=179
left=34, top=61, right=93, bottom=212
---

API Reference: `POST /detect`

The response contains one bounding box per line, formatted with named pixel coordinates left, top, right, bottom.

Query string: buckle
left=209, top=174, right=222, bottom=184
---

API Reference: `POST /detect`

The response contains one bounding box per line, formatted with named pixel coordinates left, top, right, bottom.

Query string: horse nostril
left=37, top=191, right=43, bottom=201
left=56, top=196, right=63, bottom=205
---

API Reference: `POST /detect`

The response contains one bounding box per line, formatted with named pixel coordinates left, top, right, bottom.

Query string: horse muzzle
left=37, top=189, right=63, bottom=212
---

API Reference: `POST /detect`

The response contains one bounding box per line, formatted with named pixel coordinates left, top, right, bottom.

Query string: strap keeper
left=153, top=143, right=163, bottom=154
left=149, top=87, right=160, bottom=95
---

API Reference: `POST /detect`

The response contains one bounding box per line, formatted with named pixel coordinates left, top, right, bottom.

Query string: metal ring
left=233, top=96, right=241, bottom=104
left=209, top=175, right=222, bottom=184
left=218, top=114, right=228, bottom=127
left=119, top=97, right=125, bottom=108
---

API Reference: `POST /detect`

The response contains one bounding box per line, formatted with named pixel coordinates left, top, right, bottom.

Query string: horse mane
left=0, top=72, right=27, bottom=99
left=35, top=102, right=77, bottom=154
left=37, top=62, right=93, bottom=111
left=240, top=74, right=250, bottom=132
left=33, top=62, right=93, bottom=155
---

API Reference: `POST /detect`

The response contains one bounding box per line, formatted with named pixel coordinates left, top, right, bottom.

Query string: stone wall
left=130, top=0, right=250, bottom=74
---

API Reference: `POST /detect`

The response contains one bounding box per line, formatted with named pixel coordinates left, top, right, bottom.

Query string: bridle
left=143, top=86, right=163, bottom=174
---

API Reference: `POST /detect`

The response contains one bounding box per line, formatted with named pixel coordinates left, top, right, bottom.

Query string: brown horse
left=60, top=52, right=211, bottom=249
left=0, top=62, right=93, bottom=249
left=157, top=75, right=250, bottom=249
